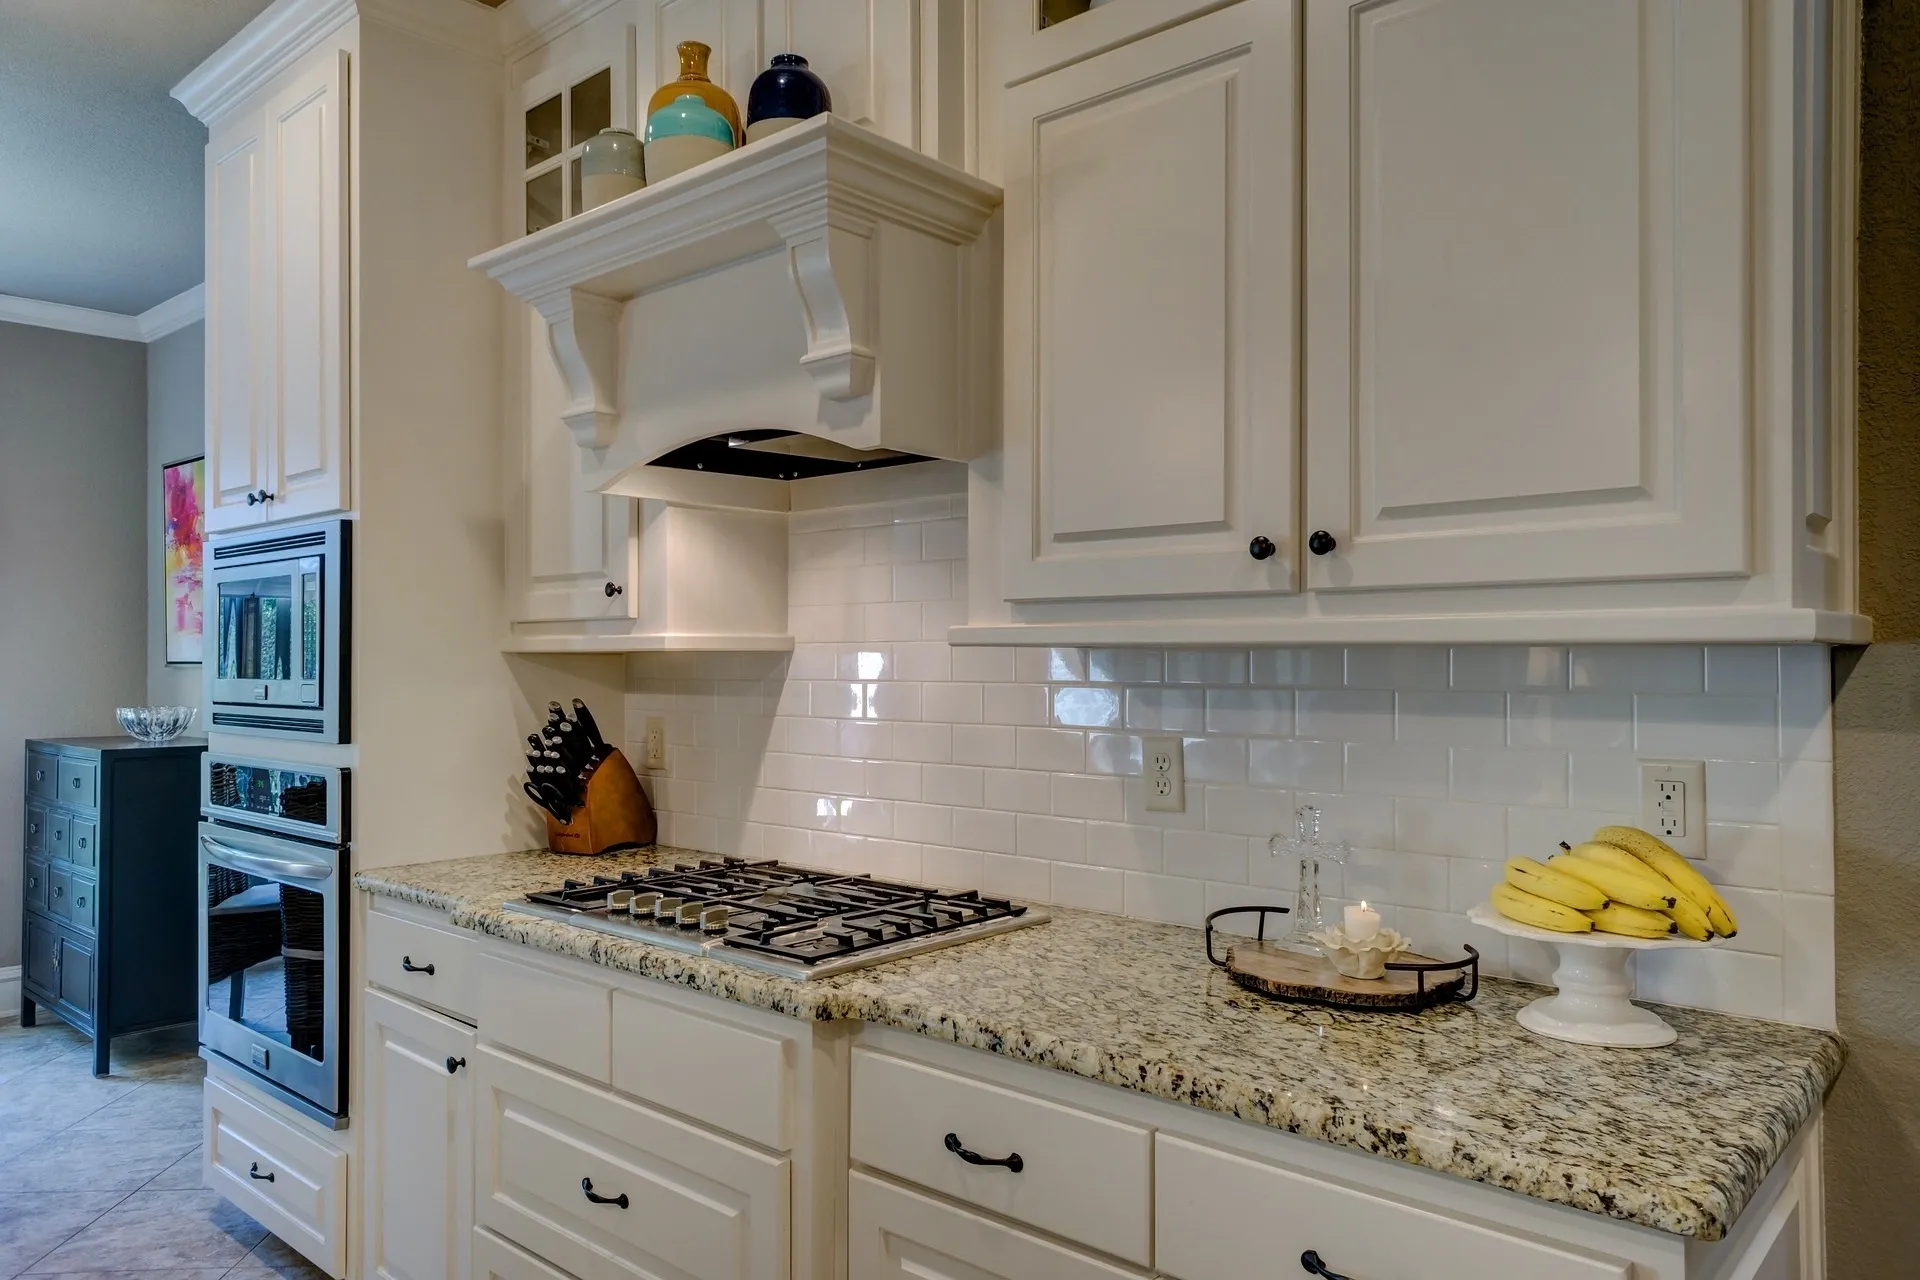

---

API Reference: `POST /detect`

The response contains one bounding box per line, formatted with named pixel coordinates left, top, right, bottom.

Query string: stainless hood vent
left=650, top=430, right=931, bottom=482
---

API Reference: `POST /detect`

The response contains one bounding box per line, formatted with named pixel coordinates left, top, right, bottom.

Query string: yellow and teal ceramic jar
left=643, top=93, right=735, bottom=182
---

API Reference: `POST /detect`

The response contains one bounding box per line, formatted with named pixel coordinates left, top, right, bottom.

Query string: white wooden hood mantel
left=470, top=115, right=1002, bottom=495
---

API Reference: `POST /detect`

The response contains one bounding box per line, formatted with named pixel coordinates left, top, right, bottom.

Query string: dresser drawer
left=24, top=803, right=45, bottom=854
left=46, top=811, right=70, bottom=862
left=47, top=865, right=72, bottom=923
left=473, top=1045, right=790, bottom=1280
left=68, top=817, right=97, bottom=869
left=26, top=752, right=56, bottom=802
left=475, top=951, right=609, bottom=1081
left=24, top=858, right=48, bottom=915
left=365, top=905, right=477, bottom=1022
left=204, top=1074, right=348, bottom=1278
left=611, top=986, right=796, bottom=1150
left=851, top=1048, right=1153, bottom=1266
left=1155, top=1134, right=1632, bottom=1280
left=850, top=1171, right=1140, bottom=1280
left=66, top=873, right=97, bottom=933
left=57, top=757, right=98, bottom=810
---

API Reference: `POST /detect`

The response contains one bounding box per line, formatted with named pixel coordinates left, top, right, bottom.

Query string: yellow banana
left=1662, top=894, right=1714, bottom=941
left=1547, top=854, right=1678, bottom=911
left=1505, top=857, right=1607, bottom=911
left=1594, top=825, right=1739, bottom=938
left=1585, top=902, right=1679, bottom=938
left=1563, top=839, right=1673, bottom=882
left=1491, top=882, right=1594, bottom=933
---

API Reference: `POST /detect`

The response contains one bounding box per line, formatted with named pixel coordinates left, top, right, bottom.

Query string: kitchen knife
left=572, top=699, right=608, bottom=754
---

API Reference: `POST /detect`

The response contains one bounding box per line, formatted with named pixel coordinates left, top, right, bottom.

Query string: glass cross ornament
left=1269, top=805, right=1350, bottom=946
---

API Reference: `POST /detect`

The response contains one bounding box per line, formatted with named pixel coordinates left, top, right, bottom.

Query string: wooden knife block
left=545, top=749, right=657, bottom=855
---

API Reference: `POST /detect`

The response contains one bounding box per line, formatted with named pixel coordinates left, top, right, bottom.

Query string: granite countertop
left=354, top=846, right=1844, bottom=1242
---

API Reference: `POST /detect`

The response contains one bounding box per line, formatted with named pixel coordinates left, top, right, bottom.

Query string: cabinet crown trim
left=470, top=114, right=1002, bottom=470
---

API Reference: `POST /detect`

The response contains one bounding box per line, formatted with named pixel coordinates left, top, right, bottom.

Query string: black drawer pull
left=581, top=1177, right=628, bottom=1208
left=249, top=1162, right=275, bottom=1182
left=944, top=1132, right=1023, bottom=1172
left=446, top=1056, right=466, bottom=1074
left=1300, top=1250, right=1350, bottom=1279
left=400, top=956, right=435, bottom=975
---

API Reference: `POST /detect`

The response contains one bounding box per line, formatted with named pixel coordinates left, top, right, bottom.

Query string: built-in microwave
left=205, top=519, right=350, bottom=742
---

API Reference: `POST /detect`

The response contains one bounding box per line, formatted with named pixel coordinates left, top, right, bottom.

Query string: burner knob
left=676, top=902, right=704, bottom=929
left=701, top=906, right=731, bottom=934
left=653, top=896, right=683, bottom=922
left=608, top=889, right=634, bottom=913
left=630, top=892, right=662, bottom=917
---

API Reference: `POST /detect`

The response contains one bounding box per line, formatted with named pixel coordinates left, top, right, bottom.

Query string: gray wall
left=147, top=321, right=204, bottom=709
left=1826, top=1, right=1920, bottom=1269
left=0, top=321, right=150, bottom=970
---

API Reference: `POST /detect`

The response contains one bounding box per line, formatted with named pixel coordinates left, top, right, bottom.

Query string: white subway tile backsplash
left=625, top=501, right=1834, bottom=1025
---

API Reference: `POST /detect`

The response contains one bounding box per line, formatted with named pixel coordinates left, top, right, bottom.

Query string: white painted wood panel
left=203, top=1074, right=349, bottom=1278
left=610, top=986, right=795, bottom=1151
left=261, top=45, right=350, bottom=524
left=1303, top=0, right=1751, bottom=590
left=205, top=105, right=267, bottom=533
left=365, top=906, right=480, bottom=1022
left=473, top=1045, right=791, bottom=1280
left=472, top=1226, right=578, bottom=1280
left=475, top=951, right=613, bottom=1083
left=1156, top=1133, right=1632, bottom=1280
left=1001, top=0, right=1298, bottom=601
left=849, top=1048, right=1152, bottom=1266
left=642, top=0, right=764, bottom=124
left=362, top=991, right=475, bottom=1280
left=848, top=1172, right=1139, bottom=1280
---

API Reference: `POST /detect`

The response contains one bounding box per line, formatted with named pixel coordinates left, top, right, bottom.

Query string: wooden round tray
left=1205, top=907, right=1479, bottom=1012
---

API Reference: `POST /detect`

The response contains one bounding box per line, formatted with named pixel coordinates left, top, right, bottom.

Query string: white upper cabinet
left=205, top=108, right=267, bottom=532
left=1000, top=1, right=1299, bottom=603
left=1302, top=0, right=1747, bottom=593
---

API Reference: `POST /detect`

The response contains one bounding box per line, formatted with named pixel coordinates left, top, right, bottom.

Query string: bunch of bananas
left=1490, top=825, right=1739, bottom=940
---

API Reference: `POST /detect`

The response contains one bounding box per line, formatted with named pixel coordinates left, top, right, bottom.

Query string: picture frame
left=162, top=454, right=206, bottom=665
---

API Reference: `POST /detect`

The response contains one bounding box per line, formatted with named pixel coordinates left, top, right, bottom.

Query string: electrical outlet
left=644, top=717, right=667, bottom=770
left=1639, top=759, right=1706, bottom=857
left=1143, top=736, right=1185, bottom=813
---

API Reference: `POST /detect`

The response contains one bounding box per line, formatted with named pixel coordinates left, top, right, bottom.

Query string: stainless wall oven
left=199, top=754, right=349, bottom=1126
left=206, top=519, right=350, bottom=742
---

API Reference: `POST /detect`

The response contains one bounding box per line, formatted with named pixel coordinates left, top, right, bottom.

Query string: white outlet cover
left=644, top=717, right=668, bottom=770
left=1143, top=736, right=1185, bottom=813
left=1638, top=759, right=1706, bottom=857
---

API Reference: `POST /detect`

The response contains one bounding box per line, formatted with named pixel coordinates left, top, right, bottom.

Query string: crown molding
left=138, top=284, right=207, bottom=341
left=359, top=0, right=502, bottom=63
left=0, top=295, right=143, bottom=342
left=172, top=0, right=355, bottom=123
left=499, top=0, right=624, bottom=63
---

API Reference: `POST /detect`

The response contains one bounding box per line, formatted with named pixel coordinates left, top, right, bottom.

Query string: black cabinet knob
left=1300, top=1252, right=1351, bottom=1280
left=446, top=1056, right=467, bottom=1074
left=604, top=581, right=624, bottom=597
left=1248, top=535, right=1277, bottom=561
left=246, top=489, right=276, bottom=505
left=1307, top=530, right=1338, bottom=556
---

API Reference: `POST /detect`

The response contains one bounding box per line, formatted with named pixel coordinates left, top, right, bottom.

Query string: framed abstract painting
left=163, top=455, right=206, bottom=664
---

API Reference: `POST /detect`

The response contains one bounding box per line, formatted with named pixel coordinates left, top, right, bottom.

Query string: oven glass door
left=212, top=554, right=323, bottom=708
left=199, top=822, right=341, bottom=1115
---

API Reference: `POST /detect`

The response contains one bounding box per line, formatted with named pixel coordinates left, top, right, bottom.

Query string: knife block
left=545, top=749, right=657, bottom=855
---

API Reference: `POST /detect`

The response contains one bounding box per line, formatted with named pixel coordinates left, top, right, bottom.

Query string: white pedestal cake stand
left=1467, top=904, right=1723, bottom=1048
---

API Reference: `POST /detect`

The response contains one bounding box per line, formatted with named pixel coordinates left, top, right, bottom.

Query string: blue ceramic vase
left=644, top=93, right=735, bottom=182
left=745, top=53, right=831, bottom=143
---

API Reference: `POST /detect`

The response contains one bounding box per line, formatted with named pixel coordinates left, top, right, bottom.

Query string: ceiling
left=0, top=0, right=278, bottom=315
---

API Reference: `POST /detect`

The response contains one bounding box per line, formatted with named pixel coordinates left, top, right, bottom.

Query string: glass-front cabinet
left=520, top=36, right=633, bottom=234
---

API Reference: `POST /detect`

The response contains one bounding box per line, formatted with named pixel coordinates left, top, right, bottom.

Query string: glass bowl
left=115, top=706, right=198, bottom=743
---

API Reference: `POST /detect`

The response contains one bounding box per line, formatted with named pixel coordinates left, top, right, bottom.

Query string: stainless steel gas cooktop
left=504, top=857, right=1049, bottom=980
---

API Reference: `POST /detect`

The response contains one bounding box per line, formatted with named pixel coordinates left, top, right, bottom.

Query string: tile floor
left=0, top=1018, right=326, bottom=1280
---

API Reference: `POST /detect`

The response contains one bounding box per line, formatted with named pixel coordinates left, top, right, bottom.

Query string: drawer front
left=67, top=874, right=97, bottom=933
left=365, top=907, right=478, bottom=1023
left=474, top=952, right=609, bottom=1081
left=24, top=804, right=45, bottom=854
left=46, top=812, right=70, bottom=863
left=24, top=858, right=48, bottom=915
left=204, top=1074, right=349, bottom=1278
left=47, top=865, right=72, bottom=922
left=57, top=757, right=98, bottom=810
left=27, top=752, right=56, bottom=802
left=69, top=818, right=98, bottom=869
left=471, top=1227, right=574, bottom=1280
left=474, top=1046, right=790, bottom=1280
left=851, top=1049, right=1152, bottom=1265
left=1156, top=1134, right=1632, bottom=1280
left=850, top=1172, right=1139, bottom=1280
left=611, top=988, right=795, bottom=1150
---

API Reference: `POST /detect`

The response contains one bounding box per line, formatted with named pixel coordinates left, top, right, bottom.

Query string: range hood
left=471, top=115, right=1002, bottom=510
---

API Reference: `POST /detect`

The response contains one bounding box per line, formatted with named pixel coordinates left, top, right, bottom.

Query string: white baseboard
left=0, top=964, right=20, bottom=1023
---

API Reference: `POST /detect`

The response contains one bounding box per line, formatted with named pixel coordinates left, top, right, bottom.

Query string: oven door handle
left=201, top=835, right=335, bottom=884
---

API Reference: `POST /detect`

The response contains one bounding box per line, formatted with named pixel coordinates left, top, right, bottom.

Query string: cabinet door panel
left=205, top=109, right=267, bottom=533
left=643, top=0, right=763, bottom=117
left=1002, top=1, right=1298, bottom=601
left=1304, top=0, right=1750, bottom=590
left=264, top=48, right=350, bottom=524
left=24, top=915, right=58, bottom=997
left=363, top=991, right=474, bottom=1280
left=849, top=1172, right=1137, bottom=1280
left=57, top=932, right=93, bottom=1016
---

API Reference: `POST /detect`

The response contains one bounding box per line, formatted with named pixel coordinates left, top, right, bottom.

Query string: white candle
left=1344, top=901, right=1381, bottom=942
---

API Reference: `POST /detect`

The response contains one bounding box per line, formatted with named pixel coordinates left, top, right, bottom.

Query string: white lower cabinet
left=849, top=1173, right=1139, bottom=1280
left=203, top=1072, right=349, bottom=1278
left=361, top=990, right=474, bottom=1280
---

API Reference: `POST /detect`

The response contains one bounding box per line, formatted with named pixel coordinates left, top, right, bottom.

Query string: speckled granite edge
left=354, top=853, right=1846, bottom=1240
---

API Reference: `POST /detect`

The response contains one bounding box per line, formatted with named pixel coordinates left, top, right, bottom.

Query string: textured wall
left=146, top=321, right=203, bottom=710
left=0, top=321, right=149, bottom=973
left=1827, top=0, right=1920, bottom=1270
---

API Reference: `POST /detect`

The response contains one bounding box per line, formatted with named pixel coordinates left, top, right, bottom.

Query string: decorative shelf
left=470, top=115, right=1003, bottom=483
